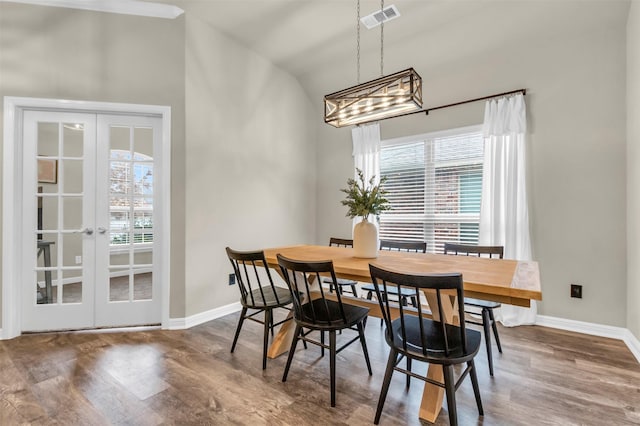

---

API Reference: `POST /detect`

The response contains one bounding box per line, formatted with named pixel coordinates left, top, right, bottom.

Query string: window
left=110, top=149, right=153, bottom=247
left=379, top=126, right=483, bottom=254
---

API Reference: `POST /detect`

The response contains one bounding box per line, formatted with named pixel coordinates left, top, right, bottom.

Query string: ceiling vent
left=360, top=4, right=401, bottom=29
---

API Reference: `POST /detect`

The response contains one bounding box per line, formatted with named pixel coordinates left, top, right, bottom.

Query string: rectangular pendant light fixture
left=324, top=68, right=423, bottom=128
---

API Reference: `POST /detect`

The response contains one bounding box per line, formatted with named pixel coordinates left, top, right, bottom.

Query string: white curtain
left=479, top=93, right=537, bottom=326
left=351, top=123, right=381, bottom=229
left=352, top=123, right=381, bottom=184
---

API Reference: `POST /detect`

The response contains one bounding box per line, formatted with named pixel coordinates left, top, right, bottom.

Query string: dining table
left=262, top=244, right=542, bottom=423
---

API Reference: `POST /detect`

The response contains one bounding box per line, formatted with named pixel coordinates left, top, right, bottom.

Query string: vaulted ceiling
left=167, top=0, right=630, bottom=103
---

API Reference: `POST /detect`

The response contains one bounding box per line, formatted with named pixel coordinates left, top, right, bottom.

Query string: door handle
left=97, top=227, right=108, bottom=234
left=80, top=227, right=94, bottom=235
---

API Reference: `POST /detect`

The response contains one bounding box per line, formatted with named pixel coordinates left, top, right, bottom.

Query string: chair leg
left=282, top=324, right=301, bottom=382
left=350, top=284, right=359, bottom=298
left=262, top=309, right=272, bottom=370
left=374, top=348, right=398, bottom=425
left=488, top=308, right=503, bottom=353
left=482, top=308, right=494, bottom=376
left=357, top=321, right=372, bottom=375
left=329, top=330, right=337, bottom=407
left=321, top=331, right=325, bottom=357
left=443, top=365, right=458, bottom=426
left=230, top=306, right=248, bottom=353
left=469, top=359, right=484, bottom=416
left=270, top=313, right=275, bottom=337
left=406, top=357, right=412, bottom=388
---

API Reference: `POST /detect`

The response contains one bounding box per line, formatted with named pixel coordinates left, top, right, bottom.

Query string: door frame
left=2, top=96, right=172, bottom=339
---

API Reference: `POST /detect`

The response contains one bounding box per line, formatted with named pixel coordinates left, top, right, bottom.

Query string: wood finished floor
left=1, top=311, right=639, bottom=425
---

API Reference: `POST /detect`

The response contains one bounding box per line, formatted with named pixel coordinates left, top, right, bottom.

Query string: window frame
left=379, top=124, right=484, bottom=253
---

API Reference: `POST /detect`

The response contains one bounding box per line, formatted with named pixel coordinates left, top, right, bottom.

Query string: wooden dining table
left=262, top=244, right=542, bottom=423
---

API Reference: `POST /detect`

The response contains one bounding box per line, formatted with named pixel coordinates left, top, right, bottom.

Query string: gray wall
left=0, top=3, right=318, bottom=325
left=182, top=16, right=316, bottom=316
left=315, top=9, right=629, bottom=327
left=628, top=2, right=640, bottom=340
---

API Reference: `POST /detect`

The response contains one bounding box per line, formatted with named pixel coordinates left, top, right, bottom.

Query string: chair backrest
left=226, top=247, right=283, bottom=307
left=276, top=254, right=348, bottom=326
left=443, top=243, right=504, bottom=259
left=369, top=264, right=468, bottom=357
left=380, top=239, right=427, bottom=253
left=329, top=237, right=353, bottom=248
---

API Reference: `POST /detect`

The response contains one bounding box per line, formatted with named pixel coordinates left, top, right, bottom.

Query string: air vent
left=360, top=4, right=401, bottom=29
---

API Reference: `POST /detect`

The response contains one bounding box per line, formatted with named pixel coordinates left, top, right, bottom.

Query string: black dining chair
left=369, top=264, right=483, bottom=426
left=362, top=240, right=427, bottom=308
left=322, top=237, right=359, bottom=297
left=443, top=242, right=504, bottom=376
left=226, top=247, right=294, bottom=370
left=277, top=253, right=372, bottom=407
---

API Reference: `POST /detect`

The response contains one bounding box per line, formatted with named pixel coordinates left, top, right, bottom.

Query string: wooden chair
left=322, top=237, right=359, bottom=297
left=369, top=264, right=483, bottom=426
left=362, top=240, right=427, bottom=308
left=443, top=242, right=504, bottom=376
left=276, top=253, right=372, bottom=407
left=226, top=247, right=294, bottom=370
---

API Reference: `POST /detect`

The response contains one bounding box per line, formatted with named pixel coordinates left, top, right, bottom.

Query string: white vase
left=353, top=218, right=378, bottom=258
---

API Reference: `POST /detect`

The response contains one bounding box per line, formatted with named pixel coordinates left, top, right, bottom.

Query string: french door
left=21, top=110, right=162, bottom=331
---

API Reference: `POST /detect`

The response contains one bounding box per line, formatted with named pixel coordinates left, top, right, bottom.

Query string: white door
left=21, top=110, right=162, bottom=331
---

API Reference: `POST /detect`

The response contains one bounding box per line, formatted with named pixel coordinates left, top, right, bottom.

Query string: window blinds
left=379, top=130, right=484, bottom=254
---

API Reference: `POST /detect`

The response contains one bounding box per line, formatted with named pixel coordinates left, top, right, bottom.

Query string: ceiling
left=4, top=0, right=631, bottom=100
left=162, top=0, right=630, bottom=101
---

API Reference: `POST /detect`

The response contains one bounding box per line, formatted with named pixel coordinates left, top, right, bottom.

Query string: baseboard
left=623, top=329, right=640, bottom=362
left=536, top=315, right=639, bottom=363
left=167, top=301, right=242, bottom=330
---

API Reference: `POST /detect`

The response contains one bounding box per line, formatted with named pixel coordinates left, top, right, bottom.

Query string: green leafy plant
left=340, top=168, right=391, bottom=220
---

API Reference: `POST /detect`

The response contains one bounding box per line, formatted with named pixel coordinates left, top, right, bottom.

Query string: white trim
left=167, top=302, right=242, bottom=330
left=536, top=315, right=640, bottom=363
left=623, top=329, right=640, bottom=362
left=36, top=267, right=153, bottom=287
left=2, top=96, right=172, bottom=340
left=0, top=0, right=184, bottom=19
left=381, top=124, right=482, bottom=146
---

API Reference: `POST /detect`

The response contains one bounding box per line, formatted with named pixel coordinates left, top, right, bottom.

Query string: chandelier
left=324, top=1, right=423, bottom=128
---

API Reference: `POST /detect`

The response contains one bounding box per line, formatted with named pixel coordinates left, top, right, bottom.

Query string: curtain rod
left=358, top=88, right=527, bottom=126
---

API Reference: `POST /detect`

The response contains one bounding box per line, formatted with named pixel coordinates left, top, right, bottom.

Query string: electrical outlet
left=75, top=256, right=82, bottom=264
left=228, top=273, right=236, bottom=286
left=570, top=284, right=582, bottom=299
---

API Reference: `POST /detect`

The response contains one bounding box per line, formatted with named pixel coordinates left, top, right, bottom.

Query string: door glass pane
left=62, top=197, right=82, bottom=231
left=61, top=270, right=82, bottom=304
left=110, top=251, right=130, bottom=267
left=134, top=163, right=153, bottom=196
left=63, top=123, right=83, bottom=157
left=110, top=270, right=130, bottom=302
left=36, top=244, right=56, bottom=304
left=62, top=233, right=82, bottom=267
left=134, top=127, right=153, bottom=157
left=62, top=159, right=83, bottom=193
left=37, top=122, right=58, bottom=156
left=110, top=126, right=130, bottom=159
left=134, top=250, right=151, bottom=266
left=134, top=271, right=152, bottom=301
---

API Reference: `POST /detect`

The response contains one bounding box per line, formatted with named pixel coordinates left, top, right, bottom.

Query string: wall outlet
left=75, top=256, right=82, bottom=264
left=570, top=284, right=582, bottom=298
left=228, top=273, right=236, bottom=286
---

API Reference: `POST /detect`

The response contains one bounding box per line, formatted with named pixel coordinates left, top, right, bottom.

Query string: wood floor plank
left=1, top=314, right=638, bottom=425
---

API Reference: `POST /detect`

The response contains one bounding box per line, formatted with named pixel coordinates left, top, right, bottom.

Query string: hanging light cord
left=356, top=0, right=361, bottom=84
left=380, top=0, right=384, bottom=76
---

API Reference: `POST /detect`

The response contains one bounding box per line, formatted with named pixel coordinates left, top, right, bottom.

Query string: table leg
left=419, top=290, right=459, bottom=423
left=267, top=269, right=319, bottom=359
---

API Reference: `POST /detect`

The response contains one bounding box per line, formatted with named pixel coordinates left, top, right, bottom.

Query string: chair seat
left=463, top=297, right=501, bottom=309
left=323, top=277, right=357, bottom=286
left=242, top=286, right=293, bottom=309
left=297, top=299, right=369, bottom=330
left=388, top=315, right=481, bottom=364
left=361, top=283, right=417, bottom=298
